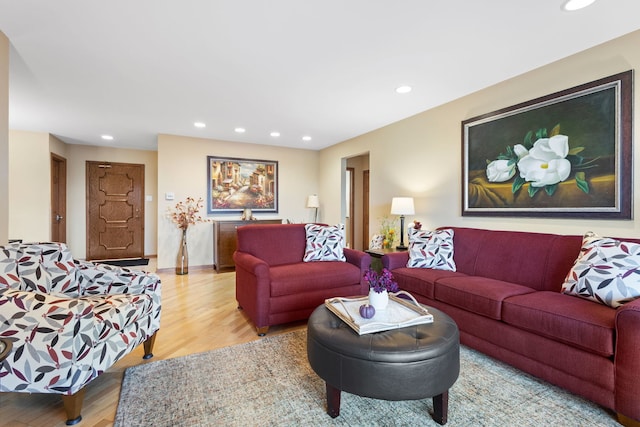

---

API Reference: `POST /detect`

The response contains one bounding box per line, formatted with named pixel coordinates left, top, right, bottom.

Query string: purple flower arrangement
left=364, top=267, right=399, bottom=294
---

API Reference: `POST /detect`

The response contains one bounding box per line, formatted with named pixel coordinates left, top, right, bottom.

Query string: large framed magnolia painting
left=207, top=156, right=279, bottom=213
left=462, top=70, right=632, bottom=218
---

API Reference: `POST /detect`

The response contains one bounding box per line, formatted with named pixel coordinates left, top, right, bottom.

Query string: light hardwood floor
left=0, top=261, right=305, bottom=427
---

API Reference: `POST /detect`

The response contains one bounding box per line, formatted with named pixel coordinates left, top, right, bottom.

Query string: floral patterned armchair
left=0, top=242, right=161, bottom=425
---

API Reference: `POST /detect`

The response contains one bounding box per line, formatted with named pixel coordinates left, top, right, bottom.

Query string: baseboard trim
left=155, top=264, right=215, bottom=274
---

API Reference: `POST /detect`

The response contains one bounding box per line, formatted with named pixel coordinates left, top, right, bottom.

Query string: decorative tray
left=325, top=291, right=434, bottom=335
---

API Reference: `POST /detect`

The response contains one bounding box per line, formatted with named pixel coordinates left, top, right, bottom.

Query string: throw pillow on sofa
left=406, top=228, right=456, bottom=271
left=303, top=223, right=347, bottom=262
left=369, top=234, right=384, bottom=250
left=562, top=232, right=640, bottom=308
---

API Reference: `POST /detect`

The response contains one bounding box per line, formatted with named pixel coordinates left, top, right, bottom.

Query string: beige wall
left=50, top=134, right=68, bottom=158
left=0, top=32, right=8, bottom=244
left=320, top=30, right=640, bottom=240
left=65, top=145, right=158, bottom=259
left=8, top=131, right=51, bottom=241
left=157, top=134, right=319, bottom=269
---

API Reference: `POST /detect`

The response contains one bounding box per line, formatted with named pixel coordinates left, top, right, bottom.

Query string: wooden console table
left=213, top=219, right=282, bottom=271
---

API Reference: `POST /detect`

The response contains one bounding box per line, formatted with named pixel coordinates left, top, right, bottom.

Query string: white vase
left=368, top=289, right=389, bottom=311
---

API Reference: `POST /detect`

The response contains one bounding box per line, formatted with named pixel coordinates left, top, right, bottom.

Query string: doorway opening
left=343, top=153, right=369, bottom=251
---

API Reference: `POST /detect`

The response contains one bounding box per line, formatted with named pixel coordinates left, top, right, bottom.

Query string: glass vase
left=176, top=229, right=189, bottom=275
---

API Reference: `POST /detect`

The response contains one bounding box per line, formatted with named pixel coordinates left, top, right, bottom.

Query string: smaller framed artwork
left=462, top=70, right=632, bottom=218
left=207, top=156, right=278, bottom=214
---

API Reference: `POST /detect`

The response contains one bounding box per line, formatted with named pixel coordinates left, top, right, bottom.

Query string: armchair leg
left=256, top=326, right=269, bottom=336
left=61, top=388, right=85, bottom=425
left=143, top=332, right=157, bottom=359
left=618, top=413, right=640, bottom=427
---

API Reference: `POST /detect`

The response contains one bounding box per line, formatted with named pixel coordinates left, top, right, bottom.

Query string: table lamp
left=391, top=197, right=415, bottom=250
left=307, top=194, right=320, bottom=222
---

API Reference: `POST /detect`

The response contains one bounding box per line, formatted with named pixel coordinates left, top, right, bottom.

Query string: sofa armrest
left=344, top=248, right=371, bottom=272
left=0, top=288, right=98, bottom=394
left=233, top=251, right=270, bottom=278
left=75, top=260, right=161, bottom=297
left=614, top=298, right=640, bottom=421
left=382, top=251, right=409, bottom=271
left=233, top=251, right=272, bottom=330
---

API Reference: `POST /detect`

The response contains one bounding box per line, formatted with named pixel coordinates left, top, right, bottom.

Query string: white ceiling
left=1, top=0, right=639, bottom=151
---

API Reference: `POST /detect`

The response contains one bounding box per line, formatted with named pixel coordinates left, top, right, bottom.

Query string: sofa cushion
left=0, top=246, right=45, bottom=292
left=434, top=276, right=535, bottom=320
left=407, top=228, right=456, bottom=271
left=270, top=261, right=360, bottom=297
left=391, top=267, right=465, bottom=300
left=561, top=232, right=640, bottom=308
left=13, top=243, right=79, bottom=296
left=502, top=291, right=615, bottom=357
left=236, top=223, right=307, bottom=266
left=442, top=227, right=583, bottom=292
left=303, top=223, right=346, bottom=262
left=0, top=261, right=20, bottom=290
left=0, top=246, right=26, bottom=290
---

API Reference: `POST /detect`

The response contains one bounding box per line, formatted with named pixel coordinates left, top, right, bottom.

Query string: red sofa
left=382, top=227, right=640, bottom=426
left=233, top=223, right=371, bottom=335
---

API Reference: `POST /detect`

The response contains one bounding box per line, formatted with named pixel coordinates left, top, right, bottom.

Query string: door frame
left=50, top=153, right=67, bottom=243
left=346, top=167, right=355, bottom=248
left=363, top=169, right=369, bottom=250
left=85, top=161, right=145, bottom=260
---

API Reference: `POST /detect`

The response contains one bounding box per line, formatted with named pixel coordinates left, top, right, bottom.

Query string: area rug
left=114, top=330, right=618, bottom=426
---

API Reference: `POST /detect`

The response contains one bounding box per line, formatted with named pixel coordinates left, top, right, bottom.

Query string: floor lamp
left=391, top=197, right=415, bottom=250
left=307, top=195, right=319, bottom=222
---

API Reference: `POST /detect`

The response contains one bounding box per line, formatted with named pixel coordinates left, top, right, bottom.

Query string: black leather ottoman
left=307, top=304, right=460, bottom=425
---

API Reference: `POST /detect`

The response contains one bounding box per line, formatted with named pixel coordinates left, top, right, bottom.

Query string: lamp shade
left=306, top=195, right=320, bottom=208
left=390, top=197, right=415, bottom=215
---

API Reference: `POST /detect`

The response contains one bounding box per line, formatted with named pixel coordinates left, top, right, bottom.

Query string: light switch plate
left=165, top=192, right=175, bottom=200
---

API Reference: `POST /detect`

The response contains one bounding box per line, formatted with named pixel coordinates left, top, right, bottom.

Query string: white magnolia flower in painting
left=517, top=135, right=571, bottom=187
left=513, top=144, right=528, bottom=159
left=486, top=159, right=515, bottom=182
left=486, top=144, right=529, bottom=182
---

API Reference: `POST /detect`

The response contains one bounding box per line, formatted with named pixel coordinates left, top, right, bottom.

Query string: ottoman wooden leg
left=432, top=390, right=449, bottom=425
left=326, top=382, right=341, bottom=418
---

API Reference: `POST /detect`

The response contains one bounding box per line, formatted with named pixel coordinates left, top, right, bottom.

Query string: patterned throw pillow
left=561, top=232, right=640, bottom=308
left=303, top=223, right=346, bottom=262
left=369, top=234, right=384, bottom=250
left=407, top=228, right=456, bottom=271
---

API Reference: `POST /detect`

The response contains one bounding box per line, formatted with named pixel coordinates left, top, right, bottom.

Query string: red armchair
left=233, top=223, right=371, bottom=335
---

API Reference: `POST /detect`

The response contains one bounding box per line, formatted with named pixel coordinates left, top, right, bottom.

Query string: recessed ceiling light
left=234, top=127, right=246, bottom=133
left=395, top=85, right=412, bottom=94
left=270, top=131, right=281, bottom=137
left=194, top=122, right=206, bottom=128
left=562, top=0, right=596, bottom=11
left=101, top=135, right=114, bottom=140
left=302, top=136, right=312, bottom=142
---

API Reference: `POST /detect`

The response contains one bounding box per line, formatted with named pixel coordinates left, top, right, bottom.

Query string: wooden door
left=362, top=169, right=369, bottom=250
left=51, top=154, right=67, bottom=243
left=86, top=161, right=145, bottom=260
